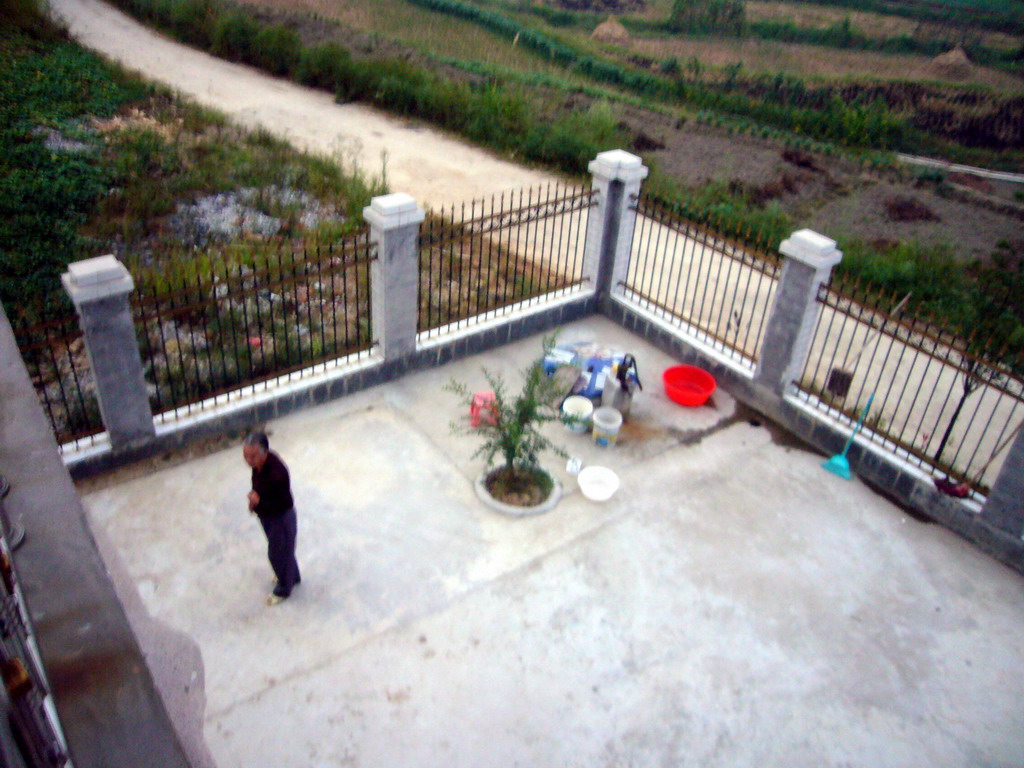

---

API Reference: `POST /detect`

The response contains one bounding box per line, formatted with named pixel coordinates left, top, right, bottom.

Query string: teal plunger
left=822, top=393, right=874, bottom=480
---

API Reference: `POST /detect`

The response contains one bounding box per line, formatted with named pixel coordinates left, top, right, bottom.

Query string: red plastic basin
left=663, top=365, right=716, bottom=407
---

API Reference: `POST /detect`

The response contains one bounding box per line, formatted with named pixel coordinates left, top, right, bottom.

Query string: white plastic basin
left=577, top=465, right=620, bottom=502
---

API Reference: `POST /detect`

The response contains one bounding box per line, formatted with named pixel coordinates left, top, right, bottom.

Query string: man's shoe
left=266, top=592, right=287, bottom=606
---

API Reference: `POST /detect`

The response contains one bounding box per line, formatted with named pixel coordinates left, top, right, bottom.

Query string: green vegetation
left=400, top=0, right=1022, bottom=161
left=104, top=0, right=1024, bottom=170
left=0, top=18, right=382, bottom=311
left=746, top=18, right=1021, bottom=70
left=131, top=242, right=372, bottom=415
left=89, top=0, right=1024, bottom=356
left=641, top=174, right=794, bottom=252
left=473, top=0, right=1022, bottom=73
left=6, top=0, right=1021, bottom=370
left=837, top=239, right=1024, bottom=363
left=668, top=0, right=746, bottom=34
left=109, top=0, right=632, bottom=175
left=0, top=28, right=148, bottom=307
left=446, top=334, right=567, bottom=504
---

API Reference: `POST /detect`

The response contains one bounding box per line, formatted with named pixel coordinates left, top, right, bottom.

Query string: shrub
left=839, top=240, right=966, bottom=315
left=211, top=11, right=258, bottom=63
left=253, top=25, right=301, bottom=77
left=446, top=334, right=568, bottom=495
left=296, top=43, right=353, bottom=91
left=169, top=0, right=214, bottom=47
left=524, top=100, right=625, bottom=174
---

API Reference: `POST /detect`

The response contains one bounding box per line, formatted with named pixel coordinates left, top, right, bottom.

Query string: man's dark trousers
left=260, top=508, right=300, bottom=596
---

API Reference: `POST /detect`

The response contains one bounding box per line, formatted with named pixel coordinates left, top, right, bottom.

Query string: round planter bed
left=474, top=466, right=562, bottom=517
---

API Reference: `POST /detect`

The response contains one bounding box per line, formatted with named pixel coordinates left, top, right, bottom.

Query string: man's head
left=243, top=432, right=270, bottom=470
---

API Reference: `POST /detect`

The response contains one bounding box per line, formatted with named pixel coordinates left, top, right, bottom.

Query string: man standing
left=243, top=432, right=301, bottom=606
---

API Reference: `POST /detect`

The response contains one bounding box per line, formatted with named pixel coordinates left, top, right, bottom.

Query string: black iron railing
left=796, top=279, right=1024, bottom=495
left=132, top=234, right=375, bottom=420
left=625, top=194, right=780, bottom=366
left=418, top=184, right=595, bottom=338
left=10, top=303, right=104, bottom=449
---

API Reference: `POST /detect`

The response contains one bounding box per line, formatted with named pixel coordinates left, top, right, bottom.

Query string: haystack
left=929, top=46, right=972, bottom=80
left=592, top=17, right=630, bottom=44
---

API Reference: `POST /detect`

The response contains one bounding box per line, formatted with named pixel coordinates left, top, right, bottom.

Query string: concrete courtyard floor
left=79, top=317, right=1024, bottom=768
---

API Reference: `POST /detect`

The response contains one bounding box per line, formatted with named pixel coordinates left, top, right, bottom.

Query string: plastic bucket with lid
left=561, top=396, right=594, bottom=433
left=592, top=406, right=623, bottom=447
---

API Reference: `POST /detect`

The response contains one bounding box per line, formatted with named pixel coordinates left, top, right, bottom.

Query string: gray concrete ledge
left=0, top=305, right=192, bottom=768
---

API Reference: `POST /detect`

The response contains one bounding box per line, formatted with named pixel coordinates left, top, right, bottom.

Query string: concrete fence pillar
left=754, top=229, right=842, bottom=394
left=364, top=193, right=425, bottom=360
left=583, top=150, right=649, bottom=307
left=983, top=430, right=1024, bottom=540
left=61, top=255, right=155, bottom=451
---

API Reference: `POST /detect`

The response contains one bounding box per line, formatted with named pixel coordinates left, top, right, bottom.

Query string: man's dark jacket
left=252, top=452, right=294, bottom=518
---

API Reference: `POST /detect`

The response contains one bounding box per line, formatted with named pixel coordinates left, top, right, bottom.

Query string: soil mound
left=928, top=46, right=973, bottom=80
left=592, top=17, right=630, bottom=43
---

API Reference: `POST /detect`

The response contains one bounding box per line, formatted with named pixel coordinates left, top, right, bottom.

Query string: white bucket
left=562, top=396, right=593, bottom=433
left=592, top=406, right=623, bottom=447
left=577, top=465, right=620, bottom=502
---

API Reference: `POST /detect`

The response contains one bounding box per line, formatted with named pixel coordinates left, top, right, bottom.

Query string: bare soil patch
left=237, top=0, right=1024, bottom=263
left=484, top=466, right=553, bottom=507
left=800, top=179, right=1023, bottom=259
left=885, top=196, right=940, bottom=222
left=610, top=103, right=1022, bottom=261
left=66, top=0, right=1023, bottom=267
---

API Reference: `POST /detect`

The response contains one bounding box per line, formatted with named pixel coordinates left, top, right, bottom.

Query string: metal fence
left=417, top=184, right=595, bottom=339
left=795, top=280, right=1024, bottom=495
left=132, top=234, right=375, bottom=420
left=623, top=194, right=781, bottom=367
left=9, top=304, right=104, bottom=448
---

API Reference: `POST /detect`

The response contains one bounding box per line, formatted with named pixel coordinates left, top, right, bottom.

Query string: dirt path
left=50, top=0, right=564, bottom=208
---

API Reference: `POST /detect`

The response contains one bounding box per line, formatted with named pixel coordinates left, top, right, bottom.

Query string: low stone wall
left=0, top=304, right=192, bottom=768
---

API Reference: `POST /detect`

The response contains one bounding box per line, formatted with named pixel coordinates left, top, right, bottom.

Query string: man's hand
left=247, top=490, right=259, bottom=512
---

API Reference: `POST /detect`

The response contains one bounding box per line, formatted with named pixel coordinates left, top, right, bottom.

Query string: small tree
left=446, top=335, right=569, bottom=501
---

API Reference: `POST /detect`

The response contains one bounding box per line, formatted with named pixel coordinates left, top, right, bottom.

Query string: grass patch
left=0, top=21, right=385, bottom=310
left=837, top=238, right=1024, bottom=362
left=0, top=26, right=149, bottom=306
